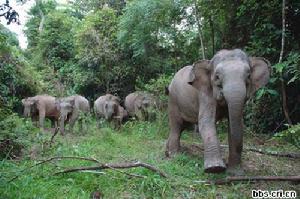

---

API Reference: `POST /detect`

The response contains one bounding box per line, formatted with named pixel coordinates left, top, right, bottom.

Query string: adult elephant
left=165, top=49, right=271, bottom=175
left=94, top=94, right=128, bottom=129
left=125, top=92, right=157, bottom=121
left=55, top=95, right=90, bottom=135
left=21, top=95, right=59, bottom=129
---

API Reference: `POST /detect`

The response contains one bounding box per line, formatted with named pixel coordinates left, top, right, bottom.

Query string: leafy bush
left=137, top=73, right=173, bottom=110
left=273, top=124, right=300, bottom=149
left=0, top=109, right=37, bottom=159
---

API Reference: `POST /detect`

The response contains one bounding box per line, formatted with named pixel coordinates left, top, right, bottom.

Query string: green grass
left=0, top=115, right=299, bottom=198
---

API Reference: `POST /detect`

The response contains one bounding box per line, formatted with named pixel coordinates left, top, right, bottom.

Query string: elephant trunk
left=223, top=83, right=246, bottom=173
left=24, top=107, right=31, bottom=117
left=60, top=114, right=67, bottom=135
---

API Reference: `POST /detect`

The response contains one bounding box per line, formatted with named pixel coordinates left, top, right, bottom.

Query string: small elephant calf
left=55, top=95, right=90, bottom=135
left=94, top=94, right=128, bottom=129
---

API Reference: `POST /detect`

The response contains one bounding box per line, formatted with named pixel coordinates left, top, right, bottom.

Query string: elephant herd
left=22, top=92, right=158, bottom=135
left=22, top=49, right=271, bottom=175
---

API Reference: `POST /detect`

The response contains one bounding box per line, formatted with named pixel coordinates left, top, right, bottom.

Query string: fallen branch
left=9, top=157, right=166, bottom=183
left=244, top=147, right=300, bottom=159
left=204, top=175, right=300, bottom=185
left=182, top=142, right=300, bottom=159
left=8, top=156, right=100, bottom=182
left=54, top=161, right=167, bottom=178
left=220, top=145, right=300, bottom=159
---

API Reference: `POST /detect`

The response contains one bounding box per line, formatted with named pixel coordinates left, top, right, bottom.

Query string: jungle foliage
left=0, top=0, right=299, bottom=155
left=0, top=0, right=299, bottom=197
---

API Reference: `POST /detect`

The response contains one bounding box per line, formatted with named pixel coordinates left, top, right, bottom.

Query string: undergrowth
left=0, top=114, right=299, bottom=198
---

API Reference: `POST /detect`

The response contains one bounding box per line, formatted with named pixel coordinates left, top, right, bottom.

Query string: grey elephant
left=94, top=94, right=128, bottom=129
left=21, top=95, right=59, bottom=130
left=165, top=49, right=271, bottom=175
left=125, top=92, right=157, bottom=121
left=55, top=95, right=90, bottom=135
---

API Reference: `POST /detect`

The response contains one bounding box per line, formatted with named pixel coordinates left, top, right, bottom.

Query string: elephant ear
left=187, top=60, right=211, bottom=90
left=21, top=99, right=26, bottom=105
left=249, top=57, right=271, bottom=96
left=55, top=99, right=62, bottom=110
left=30, top=98, right=39, bottom=106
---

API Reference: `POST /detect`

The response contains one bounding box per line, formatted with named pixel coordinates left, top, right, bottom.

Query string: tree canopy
left=1, top=0, right=300, bottom=132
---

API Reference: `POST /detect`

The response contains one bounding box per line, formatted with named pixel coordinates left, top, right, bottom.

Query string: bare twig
left=9, top=157, right=166, bottom=183
left=8, top=156, right=100, bottom=182
left=105, top=165, right=146, bottom=178
left=54, top=161, right=167, bottom=178
left=203, top=175, right=300, bottom=185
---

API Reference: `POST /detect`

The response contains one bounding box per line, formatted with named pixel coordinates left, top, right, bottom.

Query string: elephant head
left=134, top=95, right=154, bottom=121
left=188, top=49, right=270, bottom=174
left=55, top=98, right=75, bottom=135
left=22, top=97, right=38, bottom=117
left=104, top=100, right=119, bottom=121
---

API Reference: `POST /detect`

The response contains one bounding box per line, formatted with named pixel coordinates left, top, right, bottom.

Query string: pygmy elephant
left=21, top=95, right=59, bottom=129
left=94, top=94, right=128, bottom=129
left=55, top=95, right=90, bottom=135
left=165, top=49, right=271, bottom=175
left=125, top=92, right=157, bottom=121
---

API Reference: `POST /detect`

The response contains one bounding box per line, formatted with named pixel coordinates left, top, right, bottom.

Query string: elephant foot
left=227, top=165, right=245, bottom=176
left=204, top=158, right=226, bottom=173
left=165, top=149, right=180, bottom=158
left=165, top=145, right=180, bottom=158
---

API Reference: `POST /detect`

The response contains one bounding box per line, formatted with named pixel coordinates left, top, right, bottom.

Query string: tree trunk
left=208, top=16, right=215, bottom=55
left=36, top=0, right=45, bottom=33
left=193, top=0, right=205, bottom=59
left=278, top=0, right=292, bottom=125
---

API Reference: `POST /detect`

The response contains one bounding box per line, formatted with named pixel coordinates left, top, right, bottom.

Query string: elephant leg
left=166, top=102, right=184, bottom=157
left=59, top=117, right=65, bottom=136
left=197, top=94, right=226, bottom=173
left=227, top=122, right=244, bottom=175
left=68, top=111, right=78, bottom=133
left=39, top=110, right=45, bottom=131
left=79, top=117, right=84, bottom=133
left=199, top=124, right=226, bottom=173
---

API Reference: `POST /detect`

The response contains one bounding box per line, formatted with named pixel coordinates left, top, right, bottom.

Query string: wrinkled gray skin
left=125, top=92, right=157, bottom=121
left=56, top=95, right=90, bottom=135
left=166, top=49, right=271, bottom=175
left=94, top=94, right=127, bottom=129
left=22, top=95, right=59, bottom=130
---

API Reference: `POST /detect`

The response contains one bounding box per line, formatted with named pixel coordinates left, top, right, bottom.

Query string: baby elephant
left=125, top=91, right=157, bottom=121
left=94, top=94, right=128, bottom=129
left=55, top=95, right=90, bottom=135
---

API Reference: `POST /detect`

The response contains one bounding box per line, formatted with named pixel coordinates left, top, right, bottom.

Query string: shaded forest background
left=1, top=0, right=300, bottom=137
